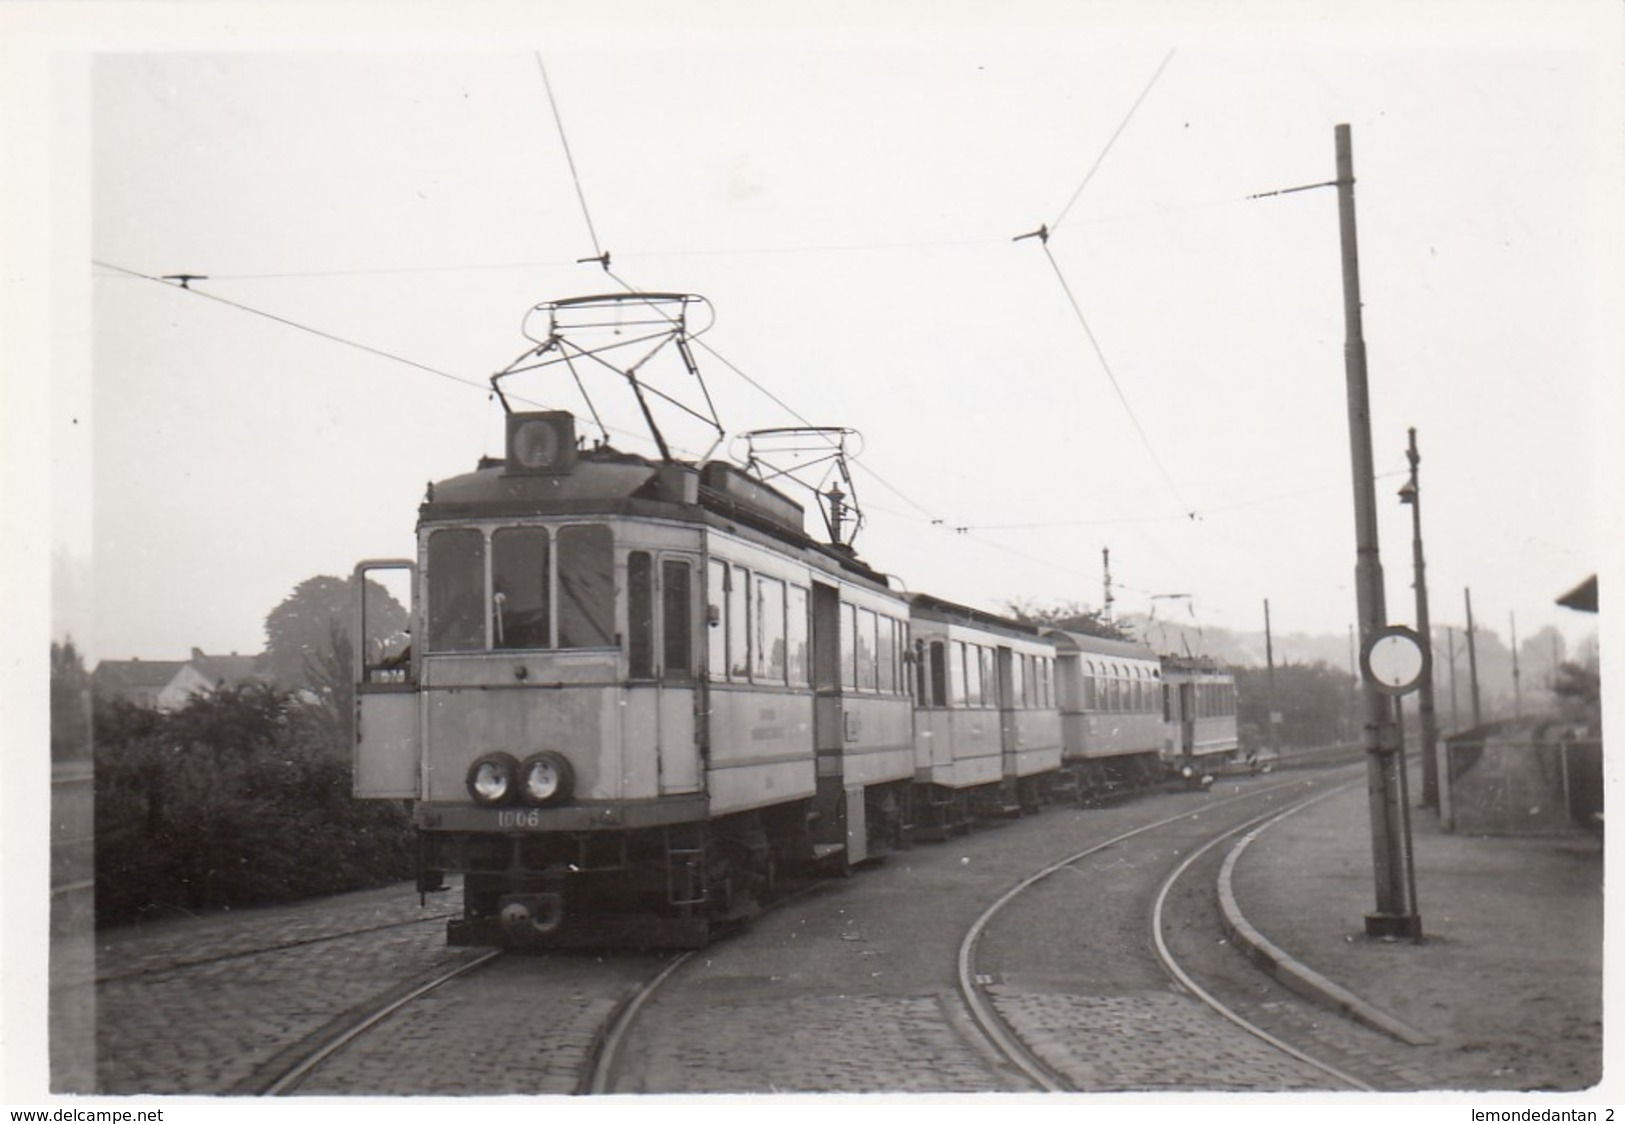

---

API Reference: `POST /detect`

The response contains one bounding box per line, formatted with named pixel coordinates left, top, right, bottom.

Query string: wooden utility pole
left=1447, top=626, right=1460, bottom=731
left=1465, top=588, right=1483, bottom=728
left=1102, top=547, right=1114, bottom=623
left=1510, top=612, right=1522, bottom=718
left=1335, top=124, right=1419, bottom=940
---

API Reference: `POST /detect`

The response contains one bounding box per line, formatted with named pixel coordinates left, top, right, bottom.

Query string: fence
left=1438, top=720, right=1602, bottom=835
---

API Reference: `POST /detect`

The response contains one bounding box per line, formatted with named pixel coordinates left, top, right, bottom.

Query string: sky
left=9, top=1, right=1622, bottom=677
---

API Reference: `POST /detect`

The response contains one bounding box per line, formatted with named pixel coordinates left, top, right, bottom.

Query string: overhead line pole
left=1465, top=588, right=1483, bottom=728
left=1400, top=427, right=1440, bottom=809
left=1333, top=124, right=1420, bottom=941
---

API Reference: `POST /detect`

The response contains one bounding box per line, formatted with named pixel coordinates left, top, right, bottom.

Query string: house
left=92, top=648, right=268, bottom=711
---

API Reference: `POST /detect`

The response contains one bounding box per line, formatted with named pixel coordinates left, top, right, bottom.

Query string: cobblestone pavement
left=615, top=778, right=1334, bottom=1094
left=628, top=992, right=1000, bottom=1093
left=291, top=953, right=664, bottom=1096
left=93, top=881, right=477, bottom=1094
left=989, top=989, right=1329, bottom=1091
left=92, top=881, right=460, bottom=983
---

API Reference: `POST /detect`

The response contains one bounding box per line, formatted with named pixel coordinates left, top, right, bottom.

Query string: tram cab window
left=427, top=529, right=486, bottom=652
left=492, top=528, right=550, bottom=650
left=557, top=525, right=614, bottom=648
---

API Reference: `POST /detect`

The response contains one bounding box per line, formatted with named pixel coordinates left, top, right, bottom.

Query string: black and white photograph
left=4, top=0, right=1618, bottom=1115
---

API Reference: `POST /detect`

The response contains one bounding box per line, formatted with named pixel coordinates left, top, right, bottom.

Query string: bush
left=93, top=683, right=414, bottom=925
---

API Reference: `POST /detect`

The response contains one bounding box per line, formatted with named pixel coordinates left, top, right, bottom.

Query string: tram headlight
left=466, top=752, right=520, bottom=806
left=518, top=751, right=576, bottom=807
left=1180, top=765, right=1195, bottom=779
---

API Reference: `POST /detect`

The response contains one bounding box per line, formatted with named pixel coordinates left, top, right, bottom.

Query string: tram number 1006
left=496, top=809, right=543, bottom=829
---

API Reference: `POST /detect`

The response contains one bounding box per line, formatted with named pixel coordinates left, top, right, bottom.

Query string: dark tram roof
left=419, top=443, right=890, bottom=586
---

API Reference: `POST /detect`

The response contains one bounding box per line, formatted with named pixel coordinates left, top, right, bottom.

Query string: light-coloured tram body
left=907, top=595, right=1061, bottom=831
left=1159, top=654, right=1240, bottom=779
left=1044, top=629, right=1167, bottom=798
left=353, top=410, right=912, bottom=946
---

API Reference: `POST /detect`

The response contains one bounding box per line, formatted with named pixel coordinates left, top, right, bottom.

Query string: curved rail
left=955, top=777, right=1316, bottom=1090
left=584, top=951, right=695, bottom=1095
left=1149, top=782, right=1374, bottom=1091
left=262, top=949, right=503, bottom=1095
left=97, top=911, right=461, bottom=985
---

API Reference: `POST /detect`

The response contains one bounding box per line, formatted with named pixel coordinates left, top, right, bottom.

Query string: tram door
left=353, top=560, right=419, bottom=798
left=810, top=582, right=843, bottom=779
left=1179, top=682, right=1197, bottom=756
left=996, top=646, right=1016, bottom=779
left=628, top=552, right=700, bottom=795
left=809, top=582, right=861, bottom=859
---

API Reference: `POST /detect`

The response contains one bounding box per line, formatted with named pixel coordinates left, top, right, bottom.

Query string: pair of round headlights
left=465, top=750, right=575, bottom=807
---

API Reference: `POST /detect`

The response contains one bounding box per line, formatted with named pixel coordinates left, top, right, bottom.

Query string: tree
left=1005, top=598, right=1136, bottom=642
left=259, top=575, right=407, bottom=692
left=51, top=639, right=92, bottom=762
left=1230, top=660, right=1358, bottom=751
left=1551, top=652, right=1601, bottom=731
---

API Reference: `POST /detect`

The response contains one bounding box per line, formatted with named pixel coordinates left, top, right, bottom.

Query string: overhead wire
left=535, top=52, right=606, bottom=265
left=92, top=259, right=493, bottom=398
left=1010, top=49, right=1194, bottom=527
left=96, top=52, right=1318, bottom=616
left=91, top=258, right=679, bottom=454
left=1049, top=49, right=1176, bottom=237
left=1039, top=239, right=1194, bottom=518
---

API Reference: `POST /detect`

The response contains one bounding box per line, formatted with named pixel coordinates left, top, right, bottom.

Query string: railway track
left=95, top=910, right=463, bottom=985
left=262, top=870, right=839, bottom=1096
left=955, top=773, right=1376, bottom=1092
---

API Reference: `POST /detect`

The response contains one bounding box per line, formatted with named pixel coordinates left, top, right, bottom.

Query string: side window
left=965, top=644, right=983, bottom=708
left=1082, top=662, right=1097, bottom=710
left=856, top=608, right=877, bottom=691
left=557, top=525, right=615, bottom=648
left=427, top=528, right=486, bottom=652
left=707, top=559, right=728, bottom=681
left=949, top=640, right=966, bottom=707
left=662, top=560, right=693, bottom=677
left=877, top=616, right=897, bottom=694
left=729, top=564, right=750, bottom=679
left=1011, top=653, right=1026, bottom=710
left=841, top=603, right=858, bottom=690
left=787, top=584, right=810, bottom=686
left=756, top=574, right=786, bottom=683
left=628, top=551, right=654, bottom=678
